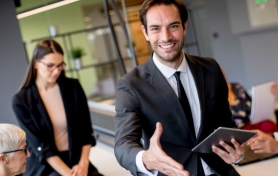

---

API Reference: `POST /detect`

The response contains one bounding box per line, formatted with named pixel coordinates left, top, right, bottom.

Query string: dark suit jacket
left=12, top=77, right=96, bottom=176
left=114, top=53, right=239, bottom=176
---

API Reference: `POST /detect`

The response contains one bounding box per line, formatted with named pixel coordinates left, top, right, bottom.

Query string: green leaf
left=71, top=47, right=85, bottom=59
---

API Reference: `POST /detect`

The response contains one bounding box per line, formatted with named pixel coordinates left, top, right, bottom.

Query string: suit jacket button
left=37, top=147, right=42, bottom=151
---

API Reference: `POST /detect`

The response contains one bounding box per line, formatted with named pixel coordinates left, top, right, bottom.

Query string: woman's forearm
left=79, top=144, right=92, bottom=164
left=46, top=156, right=71, bottom=176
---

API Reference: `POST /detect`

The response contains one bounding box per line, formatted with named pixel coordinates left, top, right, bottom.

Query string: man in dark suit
left=114, top=0, right=245, bottom=175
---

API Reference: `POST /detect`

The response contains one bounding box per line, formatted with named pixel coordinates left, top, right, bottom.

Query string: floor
left=89, top=141, right=278, bottom=176
left=89, top=142, right=131, bottom=176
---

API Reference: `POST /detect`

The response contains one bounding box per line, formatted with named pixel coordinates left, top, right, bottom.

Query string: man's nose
left=161, top=28, right=172, bottom=42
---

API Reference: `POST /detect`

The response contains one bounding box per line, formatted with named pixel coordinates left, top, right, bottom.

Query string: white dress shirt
left=136, top=53, right=215, bottom=175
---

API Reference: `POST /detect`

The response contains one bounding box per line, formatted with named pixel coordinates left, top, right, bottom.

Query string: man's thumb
left=151, top=122, right=163, bottom=144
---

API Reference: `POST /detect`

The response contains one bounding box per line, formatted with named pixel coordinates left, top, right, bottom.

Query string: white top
left=39, top=84, right=69, bottom=151
left=136, top=53, right=215, bottom=175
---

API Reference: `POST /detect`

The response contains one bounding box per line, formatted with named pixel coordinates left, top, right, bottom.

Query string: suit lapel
left=144, top=54, right=195, bottom=140
left=57, top=80, right=73, bottom=159
left=186, top=54, right=205, bottom=141
left=31, top=85, right=54, bottom=133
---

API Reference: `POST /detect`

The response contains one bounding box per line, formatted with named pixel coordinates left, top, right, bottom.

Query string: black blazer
left=12, top=78, right=96, bottom=176
left=114, top=53, right=239, bottom=176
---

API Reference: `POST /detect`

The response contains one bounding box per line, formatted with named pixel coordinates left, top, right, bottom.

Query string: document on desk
left=250, top=82, right=275, bottom=125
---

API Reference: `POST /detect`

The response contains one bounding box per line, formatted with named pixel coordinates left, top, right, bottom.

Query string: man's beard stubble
left=153, top=38, right=184, bottom=63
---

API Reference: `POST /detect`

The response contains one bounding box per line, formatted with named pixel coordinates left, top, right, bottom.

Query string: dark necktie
left=174, top=72, right=205, bottom=176
left=173, top=71, right=195, bottom=137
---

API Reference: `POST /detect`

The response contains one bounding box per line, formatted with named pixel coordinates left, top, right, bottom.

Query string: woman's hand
left=71, top=161, right=89, bottom=176
left=249, top=130, right=278, bottom=154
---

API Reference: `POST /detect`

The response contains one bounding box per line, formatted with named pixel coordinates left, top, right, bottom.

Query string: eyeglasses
left=2, top=147, right=28, bottom=155
left=39, top=60, right=66, bottom=71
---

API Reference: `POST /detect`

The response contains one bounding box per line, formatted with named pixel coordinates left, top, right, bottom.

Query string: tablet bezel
left=192, top=127, right=257, bottom=153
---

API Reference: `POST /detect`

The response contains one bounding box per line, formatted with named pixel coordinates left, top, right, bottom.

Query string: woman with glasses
left=12, top=39, right=102, bottom=176
left=0, top=123, right=30, bottom=176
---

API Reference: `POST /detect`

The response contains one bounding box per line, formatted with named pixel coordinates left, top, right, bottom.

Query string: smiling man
left=114, top=0, right=244, bottom=176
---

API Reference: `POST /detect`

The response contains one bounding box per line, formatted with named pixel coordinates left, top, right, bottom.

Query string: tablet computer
left=192, top=127, right=257, bottom=153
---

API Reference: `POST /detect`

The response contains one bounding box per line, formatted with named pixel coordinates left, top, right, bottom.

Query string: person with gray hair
left=0, top=123, right=30, bottom=176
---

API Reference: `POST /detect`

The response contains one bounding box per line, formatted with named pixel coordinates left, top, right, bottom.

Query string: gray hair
left=0, top=124, right=26, bottom=158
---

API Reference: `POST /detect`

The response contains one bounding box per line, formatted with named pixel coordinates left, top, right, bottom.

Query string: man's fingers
left=145, top=122, right=190, bottom=176
left=163, top=154, right=184, bottom=170
left=159, top=162, right=189, bottom=176
left=231, top=139, right=245, bottom=155
left=212, top=140, right=243, bottom=164
left=212, top=145, right=232, bottom=163
left=219, top=141, right=235, bottom=155
left=231, top=139, right=240, bottom=149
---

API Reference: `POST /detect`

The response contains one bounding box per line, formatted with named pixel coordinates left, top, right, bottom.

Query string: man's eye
left=170, top=25, right=178, bottom=29
left=150, top=27, right=159, bottom=31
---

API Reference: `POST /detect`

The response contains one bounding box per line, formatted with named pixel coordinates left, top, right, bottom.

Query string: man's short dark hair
left=139, top=0, right=188, bottom=33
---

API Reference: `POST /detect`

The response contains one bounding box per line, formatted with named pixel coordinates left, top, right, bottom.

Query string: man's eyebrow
left=148, top=21, right=181, bottom=28
left=149, top=24, right=161, bottom=28
left=169, top=21, right=182, bottom=25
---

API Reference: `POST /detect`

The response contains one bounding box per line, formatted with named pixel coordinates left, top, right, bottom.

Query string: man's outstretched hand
left=142, top=122, right=190, bottom=176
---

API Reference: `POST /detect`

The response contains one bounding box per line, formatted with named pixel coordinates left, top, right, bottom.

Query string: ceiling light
left=17, top=0, right=79, bottom=19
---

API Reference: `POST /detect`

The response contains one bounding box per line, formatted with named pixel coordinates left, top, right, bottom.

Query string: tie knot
left=174, top=71, right=181, bottom=80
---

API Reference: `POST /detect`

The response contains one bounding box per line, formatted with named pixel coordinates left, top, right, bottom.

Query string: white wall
left=204, top=0, right=278, bottom=90
left=204, top=0, right=248, bottom=88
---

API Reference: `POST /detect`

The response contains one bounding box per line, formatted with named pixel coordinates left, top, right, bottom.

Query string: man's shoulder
left=186, top=54, right=217, bottom=66
left=121, top=62, right=148, bottom=82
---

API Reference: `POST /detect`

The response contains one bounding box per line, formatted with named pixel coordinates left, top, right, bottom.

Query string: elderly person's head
left=0, top=124, right=30, bottom=176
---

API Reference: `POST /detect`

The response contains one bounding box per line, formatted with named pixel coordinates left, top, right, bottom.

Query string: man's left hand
left=212, top=139, right=246, bottom=164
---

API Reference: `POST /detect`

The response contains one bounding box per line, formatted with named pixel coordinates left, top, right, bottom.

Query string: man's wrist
left=136, top=151, right=157, bottom=175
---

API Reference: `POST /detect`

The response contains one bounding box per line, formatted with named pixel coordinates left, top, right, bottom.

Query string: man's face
left=141, top=4, right=187, bottom=64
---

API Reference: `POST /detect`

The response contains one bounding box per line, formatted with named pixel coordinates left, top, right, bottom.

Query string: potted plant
left=71, top=47, right=85, bottom=70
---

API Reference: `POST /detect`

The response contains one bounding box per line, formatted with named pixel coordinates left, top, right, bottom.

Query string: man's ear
left=183, top=22, right=188, bottom=37
left=141, top=25, right=149, bottom=41
left=0, top=154, right=9, bottom=164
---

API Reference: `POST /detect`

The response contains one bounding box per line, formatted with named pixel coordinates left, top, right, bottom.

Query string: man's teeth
left=160, top=44, right=174, bottom=48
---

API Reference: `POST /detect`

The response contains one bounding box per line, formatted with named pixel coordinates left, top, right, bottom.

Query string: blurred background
left=1, top=0, right=278, bottom=145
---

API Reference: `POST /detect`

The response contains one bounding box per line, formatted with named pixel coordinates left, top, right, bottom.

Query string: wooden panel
left=125, top=0, right=145, bottom=7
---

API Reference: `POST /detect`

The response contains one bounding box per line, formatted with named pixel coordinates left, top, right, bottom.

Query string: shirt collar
left=153, top=52, right=187, bottom=79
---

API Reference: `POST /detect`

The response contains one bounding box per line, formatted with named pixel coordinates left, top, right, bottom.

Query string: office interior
left=1, top=0, right=278, bottom=175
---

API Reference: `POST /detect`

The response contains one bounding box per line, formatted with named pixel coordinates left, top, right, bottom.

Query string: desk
left=234, top=157, right=278, bottom=176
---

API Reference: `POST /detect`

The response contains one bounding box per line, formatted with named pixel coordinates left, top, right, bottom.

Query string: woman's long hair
left=19, top=39, right=66, bottom=90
